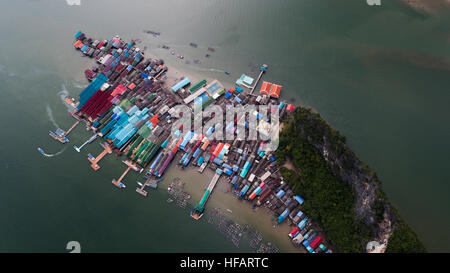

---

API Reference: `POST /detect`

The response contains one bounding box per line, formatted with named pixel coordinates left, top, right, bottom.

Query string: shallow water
left=0, top=0, right=449, bottom=252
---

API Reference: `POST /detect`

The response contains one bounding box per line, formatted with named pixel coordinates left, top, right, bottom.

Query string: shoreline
left=399, top=0, right=450, bottom=13
left=162, top=163, right=302, bottom=253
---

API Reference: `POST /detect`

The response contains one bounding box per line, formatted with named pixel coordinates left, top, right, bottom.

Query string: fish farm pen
left=47, top=30, right=331, bottom=253
left=206, top=208, right=279, bottom=253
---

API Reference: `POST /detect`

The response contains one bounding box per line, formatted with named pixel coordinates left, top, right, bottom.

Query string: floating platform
left=49, top=129, right=70, bottom=144
left=136, top=188, right=148, bottom=197
left=88, top=142, right=112, bottom=171
left=112, top=179, right=126, bottom=188
left=190, top=209, right=204, bottom=220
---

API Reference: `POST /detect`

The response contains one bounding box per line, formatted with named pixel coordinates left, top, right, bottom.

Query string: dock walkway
left=112, top=160, right=141, bottom=189
left=250, top=64, right=268, bottom=94
left=88, top=143, right=112, bottom=171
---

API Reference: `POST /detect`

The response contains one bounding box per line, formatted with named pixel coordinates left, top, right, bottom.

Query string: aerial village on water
left=46, top=30, right=331, bottom=253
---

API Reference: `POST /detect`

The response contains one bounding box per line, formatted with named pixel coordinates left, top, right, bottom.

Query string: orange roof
left=260, top=81, right=272, bottom=95
left=269, top=84, right=282, bottom=98
left=73, top=40, right=84, bottom=48
left=213, top=143, right=224, bottom=157
left=201, top=139, right=210, bottom=150
left=128, top=83, right=136, bottom=90
left=175, top=138, right=183, bottom=149
left=150, top=115, right=159, bottom=126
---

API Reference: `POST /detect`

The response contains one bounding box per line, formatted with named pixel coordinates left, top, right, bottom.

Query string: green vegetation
left=277, top=114, right=370, bottom=252
left=277, top=107, right=425, bottom=253
left=386, top=219, right=426, bottom=253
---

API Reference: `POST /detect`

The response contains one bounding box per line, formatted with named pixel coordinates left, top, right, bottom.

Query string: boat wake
left=57, top=84, right=77, bottom=113
left=208, top=68, right=226, bottom=73
left=46, top=104, right=60, bottom=129
left=57, top=84, right=70, bottom=100
left=37, top=147, right=67, bottom=158
left=72, top=82, right=87, bottom=89
left=188, top=65, right=226, bottom=74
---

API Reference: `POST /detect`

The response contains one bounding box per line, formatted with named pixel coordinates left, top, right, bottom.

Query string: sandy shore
left=399, top=0, right=450, bottom=13
left=162, top=163, right=303, bottom=253
left=143, top=47, right=231, bottom=91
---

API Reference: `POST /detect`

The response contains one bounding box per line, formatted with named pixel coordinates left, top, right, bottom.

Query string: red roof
left=286, top=104, right=295, bottom=111
left=269, top=84, right=282, bottom=98
left=111, top=84, right=127, bottom=97
left=97, top=41, right=105, bottom=49
left=260, top=81, right=272, bottom=95
left=116, top=64, right=124, bottom=72
left=289, top=227, right=300, bottom=237
left=309, top=236, right=323, bottom=249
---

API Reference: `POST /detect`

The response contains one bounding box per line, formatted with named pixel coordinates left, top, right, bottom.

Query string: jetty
left=135, top=176, right=162, bottom=197
left=74, top=134, right=98, bottom=152
left=87, top=142, right=112, bottom=171
left=49, top=119, right=80, bottom=144
left=191, top=169, right=222, bottom=220
left=136, top=182, right=148, bottom=197
left=250, top=64, right=268, bottom=94
left=112, top=160, right=141, bottom=189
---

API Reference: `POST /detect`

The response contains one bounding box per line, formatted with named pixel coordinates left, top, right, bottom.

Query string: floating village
left=46, top=30, right=332, bottom=253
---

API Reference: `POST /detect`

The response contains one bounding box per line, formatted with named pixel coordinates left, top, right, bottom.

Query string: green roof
left=189, top=79, right=207, bottom=93
left=119, top=99, right=131, bottom=110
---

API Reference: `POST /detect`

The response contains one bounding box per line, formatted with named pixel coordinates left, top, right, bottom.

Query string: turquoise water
left=0, top=0, right=449, bottom=252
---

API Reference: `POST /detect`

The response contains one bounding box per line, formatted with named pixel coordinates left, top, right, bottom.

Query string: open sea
left=0, top=0, right=449, bottom=252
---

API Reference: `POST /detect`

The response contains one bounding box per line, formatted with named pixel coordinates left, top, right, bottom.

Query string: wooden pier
left=65, top=120, right=80, bottom=136
left=88, top=143, right=112, bottom=171
left=250, top=64, right=268, bottom=94
left=49, top=119, right=80, bottom=144
left=74, top=134, right=98, bottom=152
left=136, top=185, right=148, bottom=197
left=112, top=160, right=141, bottom=189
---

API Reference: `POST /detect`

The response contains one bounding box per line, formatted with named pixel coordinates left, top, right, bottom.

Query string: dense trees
left=277, top=121, right=370, bottom=252
left=277, top=107, right=425, bottom=253
left=386, top=220, right=426, bottom=253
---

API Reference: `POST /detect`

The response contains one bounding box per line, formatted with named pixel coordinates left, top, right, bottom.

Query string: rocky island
left=276, top=107, right=426, bottom=253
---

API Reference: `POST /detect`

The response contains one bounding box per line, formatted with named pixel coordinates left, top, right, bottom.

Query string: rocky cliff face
left=296, top=115, right=395, bottom=250
left=281, top=107, right=425, bottom=252
left=319, top=137, right=394, bottom=249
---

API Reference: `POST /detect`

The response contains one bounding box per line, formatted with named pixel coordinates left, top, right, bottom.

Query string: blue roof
left=78, top=73, right=108, bottom=109
left=171, top=77, right=190, bottom=92
left=75, top=30, right=82, bottom=38
left=276, top=189, right=285, bottom=199
left=294, top=195, right=304, bottom=205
